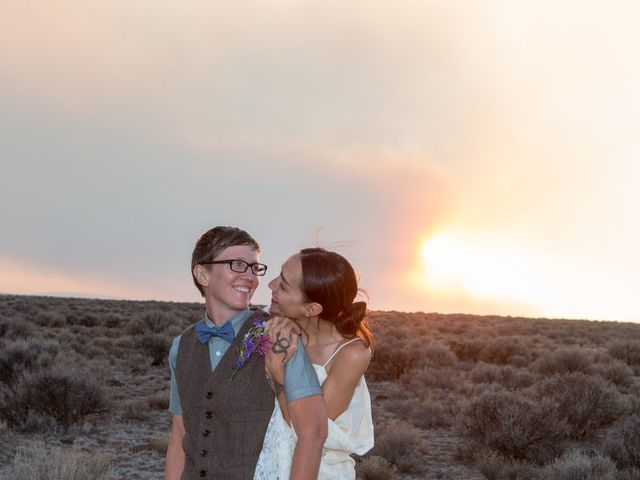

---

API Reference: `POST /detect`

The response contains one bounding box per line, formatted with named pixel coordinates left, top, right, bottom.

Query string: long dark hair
left=298, top=248, right=374, bottom=349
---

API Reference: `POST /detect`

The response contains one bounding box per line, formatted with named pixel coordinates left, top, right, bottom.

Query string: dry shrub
left=137, top=333, right=172, bottom=366
left=94, top=336, right=115, bottom=351
left=148, top=391, right=170, bottom=410
left=449, top=337, right=531, bottom=366
left=149, top=434, right=169, bottom=455
left=68, top=312, right=100, bottom=327
left=495, top=459, right=537, bottom=480
left=402, top=366, right=458, bottom=390
left=357, top=456, right=394, bottom=480
left=609, top=340, right=640, bottom=367
left=458, top=387, right=568, bottom=463
left=114, top=336, right=135, bottom=350
left=472, top=448, right=505, bottom=480
left=535, top=373, right=628, bottom=439
left=11, top=411, right=58, bottom=434
left=103, top=313, right=125, bottom=328
left=536, top=449, right=618, bottom=480
left=590, top=359, right=635, bottom=387
left=479, top=337, right=532, bottom=366
left=617, top=467, right=640, bottom=480
left=367, top=341, right=412, bottom=381
left=532, top=347, right=592, bottom=375
left=370, top=422, right=423, bottom=473
left=449, top=339, right=484, bottom=363
left=0, top=339, right=60, bottom=385
left=33, top=311, right=67, bottom=327
left=414, top=395, right=451, bottom=429
left=470, top=363, right=535, bottom=390
left=140, top=309, right=176, bottom=333
left=120, top=398, right=150, bottom=420
left=166, top=324, right=184, bottom=338
left=128, top=353, right=150, bottom=374
left=1, top=364, right=108, bottom=428
left=84, top=345, right=106, bottom=359
left=124, top=317, right=147, bottom=336
left=622, top=414, right=640, bottom=467
left=0, top=315, right=35, bottom=340
left=608, top=340, right=640, bottom=365
left=619, top=468, right=640, bottom=480
left=382, top=394, right=451, bottom=429
left=5, top=439, right=111, bottom=480
left=607, top=413, right=640, bottom=468
left=416, top=342, right=457, bottom=368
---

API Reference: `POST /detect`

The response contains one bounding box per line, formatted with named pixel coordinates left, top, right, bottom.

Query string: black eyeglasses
left=202, top=259, right=268, bottom=276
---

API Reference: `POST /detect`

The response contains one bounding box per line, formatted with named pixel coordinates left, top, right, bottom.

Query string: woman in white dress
left=254, top=247, right=375, bottom=480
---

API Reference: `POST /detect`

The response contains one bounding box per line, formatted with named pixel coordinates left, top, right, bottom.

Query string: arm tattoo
left=266, top=372, right=284, bottom=396
left=271, top=330, right=291, bottom=356
left=273, top=379, right=284, bottom=396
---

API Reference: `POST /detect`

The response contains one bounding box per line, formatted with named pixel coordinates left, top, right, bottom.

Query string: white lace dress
left=254, top=339, right=374, bottom=480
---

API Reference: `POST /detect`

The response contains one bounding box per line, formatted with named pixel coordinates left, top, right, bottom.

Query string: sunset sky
left=1, top=1, right=639, bottom=321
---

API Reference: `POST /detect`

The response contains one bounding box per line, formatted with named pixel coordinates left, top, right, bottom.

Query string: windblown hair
left=298, top=248, right=374, bottom=349
left=191, top=226, right=260, bottom=297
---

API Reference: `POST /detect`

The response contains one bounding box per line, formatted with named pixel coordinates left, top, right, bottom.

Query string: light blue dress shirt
left=168, top=308, right=321, bottom=415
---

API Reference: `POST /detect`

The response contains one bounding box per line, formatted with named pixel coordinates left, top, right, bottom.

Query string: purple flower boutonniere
left=230, top=317, right=272, bottom=380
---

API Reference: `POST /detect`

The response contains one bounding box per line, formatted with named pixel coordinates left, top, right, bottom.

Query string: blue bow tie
left=195, top=321, right=235, bottom=344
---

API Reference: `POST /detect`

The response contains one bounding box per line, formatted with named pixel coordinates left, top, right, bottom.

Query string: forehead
left=215, top=245, right=259, bottom=261
left=281, top=254, right=303, bottom=286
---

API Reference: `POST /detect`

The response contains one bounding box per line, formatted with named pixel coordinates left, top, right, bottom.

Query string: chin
left=230, top=299, right=251, bottom=310
left=269, top=302, right=282, bottom=316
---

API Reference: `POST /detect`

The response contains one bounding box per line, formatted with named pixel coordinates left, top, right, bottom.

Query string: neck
left=205, top=300, right=244, bottom=326
left=296, top=316, right=340, bottom=345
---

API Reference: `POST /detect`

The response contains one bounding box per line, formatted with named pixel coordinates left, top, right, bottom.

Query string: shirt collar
left=204, top=308, right=251, bottom=336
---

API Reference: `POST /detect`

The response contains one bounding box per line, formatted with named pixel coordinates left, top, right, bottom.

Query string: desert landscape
left=1, top=294, right=640, bottom=479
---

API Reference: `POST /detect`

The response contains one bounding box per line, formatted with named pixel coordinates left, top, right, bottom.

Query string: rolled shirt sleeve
left=168, top=335, right=182, bottom=415
left=284, top=338, right=322, bottom=403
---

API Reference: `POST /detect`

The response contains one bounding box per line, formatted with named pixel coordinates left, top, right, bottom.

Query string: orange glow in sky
left=1, top=1, right=639, bottom=321
left=419, top=231, right=544, bottom=309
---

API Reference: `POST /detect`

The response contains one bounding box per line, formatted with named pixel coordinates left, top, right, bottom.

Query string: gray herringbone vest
left=176, top=310, right=274, bottom=480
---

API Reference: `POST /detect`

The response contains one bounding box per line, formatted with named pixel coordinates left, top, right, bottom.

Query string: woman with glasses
left=254, top=248, right=375, bottom=480
left=165, top=226, right=325, bottom=480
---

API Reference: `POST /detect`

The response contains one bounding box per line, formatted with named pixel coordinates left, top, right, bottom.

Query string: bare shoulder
left=331, top=339, right=371, bottom=374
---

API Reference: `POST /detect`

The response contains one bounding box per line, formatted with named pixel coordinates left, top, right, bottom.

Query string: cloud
left=1, top=0, right=639, bottom=320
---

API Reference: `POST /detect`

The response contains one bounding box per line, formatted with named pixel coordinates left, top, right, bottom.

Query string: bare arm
left=264, top=318, right=300, bottom=424
left=265, top=320, right=326, bottom=479
left=321, top=341, right=371, bottom=420
left=164, top=415, right=185, bottom=480
left=288, top=394, right=327, bottom=480
left=265, top=348, right=291, bottom=424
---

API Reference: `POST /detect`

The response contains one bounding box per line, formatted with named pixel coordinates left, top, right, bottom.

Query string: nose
left=268, top=277, right=277, bottom=291
left=240, top=268, right=257, bottom=283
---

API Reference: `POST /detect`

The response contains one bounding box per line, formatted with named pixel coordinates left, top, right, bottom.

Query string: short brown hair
left=191, top=226, right=260, bottom=296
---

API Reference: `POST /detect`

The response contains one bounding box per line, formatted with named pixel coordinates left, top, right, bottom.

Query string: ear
left=193, top=264, right=210, bottom=288
left=304, top=302, right=323, bottom=318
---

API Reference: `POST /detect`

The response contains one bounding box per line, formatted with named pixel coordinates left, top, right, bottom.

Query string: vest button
left=205, top=411, right=213, bottom=419
left=206, top=392, right=213, bottom=399
left=200, top=449, right=207, bottom=457
left=199, top=470, right=207, bottom=477
left=202, top=429, right=210, bottom=437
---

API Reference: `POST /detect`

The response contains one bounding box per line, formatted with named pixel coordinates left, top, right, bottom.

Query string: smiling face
left=268, top=254, right=310, bottom=320
left=195, top=245, right=260, bottom=324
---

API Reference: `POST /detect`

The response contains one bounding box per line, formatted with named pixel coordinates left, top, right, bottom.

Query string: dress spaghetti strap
left=322, top=338, right=363, bottom=368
